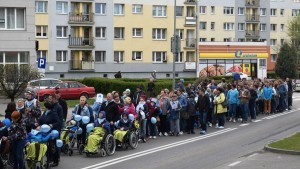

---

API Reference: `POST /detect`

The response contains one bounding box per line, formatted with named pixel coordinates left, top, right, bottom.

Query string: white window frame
left=36, top=26, right=48, bottom=38
left=56, top=51, right=67, bottom=62
left=280, top=24, right=284, bottom=32
left=152, top=28, right=166, bottom=40
left=95, top=51, right=106, bottom=63
left=114, top=51, right=124, bottom=63
left=238, top=23, right=245, bottom=31
left=270, top=39, right=277, bottom=46
left=280, top=9, right=284, bottom=16
left=292, top=9, right=300, bottom=16
left=35, top=1, right=48, bottom=13
left=56, top=1, right=68, bottom=14
left=271, top=54, right=277, bottom=62
left=223, top=7, right=234, bottom=15
left=114, top=27, right=124, bottom=39
left=36, top=50, right=47, bottom=62
left=132, top=28, right=143, bottom=37
left=176, top=29, right=184, bottom=40
left=199, top=6, right=206, bottom=14
left=95, top=27, right=106, bottom=39
left=0, top=8, right=26, bottom=30
left=153, top=5, right=167, bottom=17
left=270, top=8, right=277, bottom=16
left=223, top=23, right=234, bottom=30
left=199, top=22, right=207, bottom=30
left=270, top=24, right=277, bottom=31
left=175, top=52, right=183, bottom=63
left=211, top=22, right=215, bottom=30
left=152, top=51, right=167, bottom=63
left=238, top=7, right=245, bottom=15
left=211, top=6, right=215, bottom=14
left=260, top=23, right=266, bottom=31
left=56, top=26, right=68, bottom=38
left=114, top=4, right=124, bottom=15
left=132, top=4, right=143, bottom=14
left=132, top=51, right=143, bottom=61
left=95, top=3, right=106, bottom=15
left=260, top=8, right=266, bottom=16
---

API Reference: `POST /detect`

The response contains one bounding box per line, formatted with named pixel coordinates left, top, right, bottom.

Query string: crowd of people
left=0, top=76, right=294, bottom=168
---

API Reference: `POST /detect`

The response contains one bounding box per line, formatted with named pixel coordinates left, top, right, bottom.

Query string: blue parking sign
left=38, top=58, right=46, bottom=69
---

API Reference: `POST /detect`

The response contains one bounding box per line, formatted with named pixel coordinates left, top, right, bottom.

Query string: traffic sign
left=38, top=58, right=46, bottom=69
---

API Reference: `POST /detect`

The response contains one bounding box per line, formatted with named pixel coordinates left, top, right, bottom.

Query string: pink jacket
left=119, top=103, right=137, bottom=118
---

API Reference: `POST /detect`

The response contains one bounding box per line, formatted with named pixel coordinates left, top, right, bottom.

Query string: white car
left=225, top=72, right=251, bottom=80
left=26, top=78, right=62, bottom=91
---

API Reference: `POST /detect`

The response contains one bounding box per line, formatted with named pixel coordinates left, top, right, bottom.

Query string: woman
left=3, top=111, right=26, bottom=169
left=158, top=90, right=170, bottom=136
left=119, top=97, right=136, bottom=118
left=214, top=87, right=227, bottom=129
left=5, top=102, right=17, bottom=121
left=16, top=99, right=26, bottom=118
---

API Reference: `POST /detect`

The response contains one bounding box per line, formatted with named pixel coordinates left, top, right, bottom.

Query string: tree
left=275, top=43, right=298, bottom=79
left=287, top=15, right=300, bottom=71
left=0, top=64, right=39, bottom=101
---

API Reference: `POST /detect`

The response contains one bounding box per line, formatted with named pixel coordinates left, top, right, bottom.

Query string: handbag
left=221, top=101, right=228, bottom=108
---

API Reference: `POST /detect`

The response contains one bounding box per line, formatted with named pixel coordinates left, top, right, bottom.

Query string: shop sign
left=235, top=50, right=257, bottom=58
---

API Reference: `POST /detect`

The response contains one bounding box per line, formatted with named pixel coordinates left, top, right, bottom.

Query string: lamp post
left=172, top=0, right=180, bottom=89
left=195, top=0, right=199, bottom=78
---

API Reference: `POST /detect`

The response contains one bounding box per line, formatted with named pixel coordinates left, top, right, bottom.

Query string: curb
left=264, top=145, right=300, bottom=155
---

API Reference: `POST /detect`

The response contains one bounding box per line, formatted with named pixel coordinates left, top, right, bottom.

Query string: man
left=100, top=93, right=120, bottom=133
left=286, top=78, right=293, bottom=110
left=226, top=84, right=239, bottom=122
left=147, top=79, right=155, bottom=97
left=196, top=89, right=210, bottom=135
left=262, top=81, right=272, bottom=115
left=238, top=85, right=251, bottom=123
left=278, top=80, right=287, bottom=112
left=133, top=86, right=146, bottom=106
left=55, top=90, right=68, bottom=122
left=48, top=94, right=63, bottom=129
left=177, top=89, right=187, bottom=134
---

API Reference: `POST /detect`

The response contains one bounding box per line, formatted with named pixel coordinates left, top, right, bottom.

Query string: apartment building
left=0, top=0, right=35, bottom=67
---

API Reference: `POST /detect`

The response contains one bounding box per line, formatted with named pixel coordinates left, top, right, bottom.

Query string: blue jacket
left=263, top=86, right=273, bottom=100
left=26, top=131, right=51, bottom=143
left=169, top=101, right=181, bottom=120
left=278, top=84, right=287, bottom=95
left=178, top=95, right=187, bottom=108
left=226, top=89, right=239, bottom=104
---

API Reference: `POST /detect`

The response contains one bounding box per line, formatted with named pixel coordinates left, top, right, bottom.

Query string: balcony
left=185, top=17, right=196, bottom=26
left=245, top=30, right=260, bottom=38
left=69, top=36, right=94, bottom=48
left=245, top=0, right=260, bottom=7
left=185, top=38, right=196, bottom=49
left=69, top=60, right=95, bottom=71
left=69, top=12, right=94, bottom=24
left=246, top=14, right=260, bottom=22
left=184, top=0, right=196, bottom=5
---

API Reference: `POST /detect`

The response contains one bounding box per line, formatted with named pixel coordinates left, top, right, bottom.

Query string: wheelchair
left=116, top=127, right=139, bottom=150
left=25, top=141, right=51, bottom=169
left=0, top=139, right=13, bottom=169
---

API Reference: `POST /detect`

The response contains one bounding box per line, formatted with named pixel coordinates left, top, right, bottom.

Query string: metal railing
left=186, top=38, right=196, bottom=48
left=184, top=0, right=196, bottom=3
left=69, top=60, right=95, bottom=70
left=185, top=16, right=196, bottom=25
left=69, top=36, right=94, bottom=47
left=69, top=12, right=94, bottom=23
left=246, top=14, right=260, bottom=22
left=245, top=0, right=260, bottom=7
left=245, top=30, right=260, bottom=37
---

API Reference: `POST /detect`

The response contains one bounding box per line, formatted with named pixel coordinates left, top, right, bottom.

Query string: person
left=16, top=99, right=26, bottom=118
left=133, top=85, right=146, bottom=106
left=197, top=88, right=210, bottom=134
left=158, top=90, right=170, bottom=136
left=119, top=97, right=136, bottom=118
left=186, top=94, right=197, bottom=134
left=24, top=90, right=42, bottom=133
left=278, top=80, right=287, bottom=112
left=114, top=71, right=122, bottom=78
left=148, top=98, right=159, bottom=139
left=147, top=79, right=155, bottom=97
left=206, top=88, right=214, bottom=127
left=169, top=94, right=181, bottom=136
left=214, top=87, right=227, bottom=129
left=286, top=78, right=293, bottom=110
left=226, top=84, right=239, bottom=122
left=262, top=81, right=272, bottom=115
left=48, top=94, right=63, bottom=129
left=114, top=112, right=132, bottom=143
left=55, top=90, right=68, bottom=122
left=239, top=85, right=251, bottom=123
left=136, top=95, right=148, bottom=142
left=100, top=93, right=120, bottom=133
left=5, top=102, right=16, bottom=120
left=3, top=111, right=27, bottom=169
left=249, top=85, right=258, bottom=120
left=177, top=89, right=188, bottom=134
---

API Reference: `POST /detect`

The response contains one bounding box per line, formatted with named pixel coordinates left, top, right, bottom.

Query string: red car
left=35, top=81, right=95, bottom=101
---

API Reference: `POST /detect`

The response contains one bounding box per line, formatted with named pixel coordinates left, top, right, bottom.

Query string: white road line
left=81, top=128, right=237, bottom=169
left=293, top=98, right=300, bottom=101
left=252, top=120, right=262, bottom=123
left=249, top=153, right=258, bottom=158
left=228, top=161, right=242, bottom=167
left=239, top=124, right=249, bottom=126
left=265, top=110, right=296, bottom=119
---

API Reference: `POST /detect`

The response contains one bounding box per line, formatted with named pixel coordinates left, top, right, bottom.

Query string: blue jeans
left=249, top=100, right=256, bottom=119
left=12, top=139, right=26, bottom=169
left=140, top=119, right=147, bottom=139
left=149, top=121, right=157, bottom=136
left=240, top=102, right=249, bottom=122
left=228, top=104, right=237, bottom=119
left=217, top=113, right=225, bottom=127
left=200, top=112, right=207, bottom=132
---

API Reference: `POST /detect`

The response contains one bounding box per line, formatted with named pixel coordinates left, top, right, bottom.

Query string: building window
left=238, top=38, right=245, bottom=42
left=56, top=1, right=68, bottom=14
left=186, top=52, right=195, bottom=62
left=114, top=51, right=124, bottom=63
left=176, top=29, right=184, bottom=40
left=238, top=23, right=245, bottom=31
left=260, top=8, right=266, bottom=16
left=199, top=38, right=206, bottom=42
left=211, top=6, right=215, bottom=14
left=199, top=22, right=207, bottom=30
left=152, top=52, right=166, bottom=63
left=211, top=22, right=215, bottom=30
left=270, top=9, right=277, bottom=16
left=224, top=38, right=231, bottom=42
left=292, top=9, right=300, bottom=16
left=280, top=24, right=284, bottom=32
left=0, top=52, right=29, bottom=64
left=152, top=28, right=166, bottom=40
left=36, top=50, right=47, bottom=61
left=211, top=38, right=215, bottom=42
left=260, top=23, right=267, bottom=31
left=199, top=6, right=206, bottom=14
left=176, top=6, right=183, bottom=16
left=95, top=3, right=106, bottom=14
left=132, top=4, right=143, bottom=14
left=114, top=4, right=124, bottom=15
left=259, top=59, right=266, bottom=67
left=35, top=1, right=48, bottom=13
left=132, top=28, right=143, bottom=37
left=238, top=7, right=245, bottom=15
left=223, top=7, right=234, bottom=15
left=152, top=5, right=167, bottom=17
left=175, top=52, right=183, bottom=63
left=95, top=51, right=106, bottom=62
left=132, top=51, right=142, bottom=60
left=223, top=23, right=234, bottom=30
left=56, top=51, right=67, bottom=62
left=280, top=9, right=284, bottom=16
left=56, top=26, right=68, bottom=38
left=270, top=39, right=277, bottom=46
left=0, top=8, right=25, bottom=30
left=36, top=26, right=47, bottom=38
left=271, top=54, right=277, bottom=62
left=270, top=24, right=277, bottom=31
left=96, top=27, right=106, bottom=38
left=114, top=27, right=124, bottom=39
left=280, top=39, right=285, bottom=46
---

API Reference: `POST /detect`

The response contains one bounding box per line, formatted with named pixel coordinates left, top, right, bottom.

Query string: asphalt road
left=54, top=93, right=300, bottom=169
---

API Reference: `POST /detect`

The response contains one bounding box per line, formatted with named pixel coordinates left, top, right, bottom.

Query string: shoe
left=138, top=139, right=142, bottom=142
left=153, top=136, right=157, bottom=139
left=233, top=119, right=236, bottom=123
left=159, top=132, right=162, bottom=136
left=179, top=131, right=183, bottom=135
left=143, top=139, right=147, bottom=143
left=164, top=132, right=168, bottom=136
left=229, top=118, right=232, bottom=122
left=215, top=124, right=219, bottom=128
left=200, top=130, right=206, bottom=135
left=50, top=162, right=59, bottom=167
left=288, top=107, right=292, bottom=110
left=208, top=122, right=212, bottom=127
left=218, top=126, right=224, bottom=129
left=149, top=136, right=153, bottom=139
left=191, top=132, right=195, bottom=134
left=176, top=132, right=179, bottom=136
left=238, top=118, right=242, bottom=122
left=187, top=132, right=190, bottom=134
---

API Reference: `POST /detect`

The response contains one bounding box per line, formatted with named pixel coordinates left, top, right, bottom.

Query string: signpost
left=37, top=58, right=46, bottom=101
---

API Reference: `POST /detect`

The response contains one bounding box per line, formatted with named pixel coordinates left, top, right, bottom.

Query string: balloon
left=81, top=116, right=90, bottom=124
left=74, top=115, right=82, bottom=122
left=56, top=139, right=63, bottom=148
left=2, top=118, right=11, bottom=128
left=51, top=130, right=59, bottom=139
left=77, top=127, right=83, bottom=135
left=86, top=123, right=94, bottom=133
left=114, top=120, right=119, bottom=127
left=128, top=114, right=134, bottom=121
left=40, top=124, right=51, bottom=133
left=140, top=110, right=145, bottom=119
left=151, top=117, right=157, bottom=124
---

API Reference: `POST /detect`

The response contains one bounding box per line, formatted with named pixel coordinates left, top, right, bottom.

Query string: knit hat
left=11, top=111, right=21, bottom=121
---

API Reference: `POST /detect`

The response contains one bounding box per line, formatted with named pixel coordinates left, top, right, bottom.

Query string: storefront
left=198, top=42, right=270, bottom=80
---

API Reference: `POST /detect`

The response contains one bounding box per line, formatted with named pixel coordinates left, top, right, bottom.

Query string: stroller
left=0, top=119, right=13, bottom=169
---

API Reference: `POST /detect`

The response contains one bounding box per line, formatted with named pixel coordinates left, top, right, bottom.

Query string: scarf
left=16, top=105, right=24, bottom=111
left=26, top=99, right=35, bottom=108
left=123, top=119, right=128, bottom=123
left=97, top=118, right=106, bottom=125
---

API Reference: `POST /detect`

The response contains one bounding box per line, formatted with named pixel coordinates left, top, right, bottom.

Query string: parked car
left=27, top=78, right=62, bottom=91
left=225, top=72, right=251, bottom=80
left=35, top=81, right=95, bottom=101
left=294, top=83, right=300, bottom=92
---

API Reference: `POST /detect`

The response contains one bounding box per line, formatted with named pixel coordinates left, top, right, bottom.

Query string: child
left=148, top=98, right=160, bottom=139
left=169, top=94, right=181, bottom=136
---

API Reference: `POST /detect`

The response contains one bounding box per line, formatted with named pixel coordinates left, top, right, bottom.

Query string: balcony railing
left=246, top=14, right=260, bottom=22
left=69, top=60, right=95, bottom=70
left=184, top=0, right=196, bottom=4
left=185, top=17, right=196, bottom=26
left=69, top=12, right=94, bottom=24
left=69, top=36, right=94, bottom=48
left=185, top=38, right=196, bottom=48
left=245, top=30, right=260, bottom=37
left=245, top=0, right=260, bottom=7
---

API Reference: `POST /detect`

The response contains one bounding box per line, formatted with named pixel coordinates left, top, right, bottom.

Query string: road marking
left=293, top=98, right=300, bottom=101
left=228, top=161, right=242, bottom=167
left=264, top=110, right=297, bottom=119
left=252, top=120, right=262, bottom=123
left=249, top=153, right=258, bottom=158
left=239, top=124, right=249, bottom=126
left=82, top=128, right=237, bottom=169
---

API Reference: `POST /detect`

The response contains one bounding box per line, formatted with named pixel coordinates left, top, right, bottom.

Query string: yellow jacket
left=214, top=93, right=227, bottom=114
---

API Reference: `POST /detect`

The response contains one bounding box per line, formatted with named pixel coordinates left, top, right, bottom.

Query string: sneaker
left=218, top=126, right=224, bottom=129
left=191, top=132, right=195, bottom=134
left=200, top=130, right=206, bottom=135
left=149, top=136, right=153, bottom=139
left=215, top=123, right=219, bottom=128
left=159, top=132, right=162, bottom=136
left=179, top=131, right=183, bottom=135
left=229, top=118, right=232, bottom=122
left=208, top=122, right=212, bottom=127
left=164, top=132, right=168, bottom=136
left=138, top=139, right=142, bottom=142
left=238, top=118, right=242, bottom=122
left=153, top=136, right=157, bottom=139
left=143, top=139, right=147, bottom=142
left=233, top=119, right=236, bottom=123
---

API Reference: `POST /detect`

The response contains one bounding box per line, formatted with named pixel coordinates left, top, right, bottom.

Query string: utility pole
left=172, top=0, right=180, bottom=90
left=195, top=0, right=199, bottom=78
